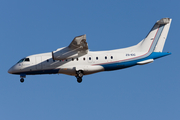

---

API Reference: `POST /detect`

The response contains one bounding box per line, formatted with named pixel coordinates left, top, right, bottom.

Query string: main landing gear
left=76, top=70, right=83, bottom=83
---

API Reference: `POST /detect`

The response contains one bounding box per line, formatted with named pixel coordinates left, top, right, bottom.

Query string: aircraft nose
left=8, top=65, right=17, bottom=74
left=8, top=67, right=14, bottom=74
left=8, top=64, right=21, bottom=74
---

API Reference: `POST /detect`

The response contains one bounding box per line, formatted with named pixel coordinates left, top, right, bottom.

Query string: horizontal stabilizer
left=137, top=59, right=154, bottom=65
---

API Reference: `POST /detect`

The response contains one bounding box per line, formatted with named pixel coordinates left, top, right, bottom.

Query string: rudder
left=154, top=18, right=172, bottom=52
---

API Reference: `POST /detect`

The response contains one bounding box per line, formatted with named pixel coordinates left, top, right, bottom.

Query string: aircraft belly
left=58, top=65, right=104, bottom=76
left=83, top=65, right=104, bottom=75
left=58, top=67, right=76, bottom=76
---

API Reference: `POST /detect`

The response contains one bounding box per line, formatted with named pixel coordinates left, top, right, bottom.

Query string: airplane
left=8, top=18, right=172, bottom=83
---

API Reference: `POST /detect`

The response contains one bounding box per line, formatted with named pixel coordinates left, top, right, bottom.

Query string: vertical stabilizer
left=137, top=18, right=171, bottom=54
left=154, top=18, right=172, bottom=52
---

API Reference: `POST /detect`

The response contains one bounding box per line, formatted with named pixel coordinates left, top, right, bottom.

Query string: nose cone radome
left=8, top=64, right=21, bottom=74
left=8, top=65, right=18, bottom=74
left=8, top=67, right=14, bottom=74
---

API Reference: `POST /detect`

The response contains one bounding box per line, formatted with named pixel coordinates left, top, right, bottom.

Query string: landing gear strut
left=20, top=73, right=26, bottom=83
left=76, top=70, right=83, bottom=83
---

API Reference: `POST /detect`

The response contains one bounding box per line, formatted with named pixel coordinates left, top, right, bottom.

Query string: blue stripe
left=102, top=52, right=171, bottom=71
left=149, top=25, right=165, bottom=53
left=14, top=69, right=60, bottom=75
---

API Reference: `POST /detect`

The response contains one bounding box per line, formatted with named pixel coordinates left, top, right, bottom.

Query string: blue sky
left=1, top=0, right=180, bottom=120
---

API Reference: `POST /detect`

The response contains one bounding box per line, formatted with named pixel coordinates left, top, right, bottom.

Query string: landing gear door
left=35, top=56, right=42, bottom=70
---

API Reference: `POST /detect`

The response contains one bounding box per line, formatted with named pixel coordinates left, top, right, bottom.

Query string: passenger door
left=36, top=56, right=42, bottom=70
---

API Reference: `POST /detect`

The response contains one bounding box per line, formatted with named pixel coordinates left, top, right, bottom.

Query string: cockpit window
left=17, top=58, right=30, bottom=63
left=17, top=58, right=25, bottom=63
left=24, top=58, right=30, bottom=62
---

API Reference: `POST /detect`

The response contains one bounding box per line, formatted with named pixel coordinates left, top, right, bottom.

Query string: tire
left=77, top=78, right=82, bottom=83
left=20, top=78, right=24, bottom=83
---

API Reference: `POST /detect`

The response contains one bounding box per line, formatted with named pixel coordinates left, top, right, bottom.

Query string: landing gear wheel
left=76, top=70, right=83, bottom=83
left=76, top=70, right=83, bottom=78
left=77, top=77, right=82, bottom=83
left=20, top=78, right=24, bottom=83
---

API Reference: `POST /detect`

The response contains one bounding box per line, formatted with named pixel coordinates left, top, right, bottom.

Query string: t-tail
left=153, top=18, right=172, bottom=52
left=134, top=18, right=172, bottom=65
left=136, top=18, right=172, bottom=54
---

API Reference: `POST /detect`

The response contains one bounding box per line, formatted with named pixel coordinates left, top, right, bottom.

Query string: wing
left=52, top=34, right=89, bottom=60
left=68, top=34, right=88, bottom=52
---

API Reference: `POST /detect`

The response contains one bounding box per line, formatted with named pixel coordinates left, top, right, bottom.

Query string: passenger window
left=96, top=57, right=98, bottom=60
left=83, top=57, right=85, bottom=61
left=47, top=60, right=49, bottom=62
left=105, top=56, right=107, bottom=59
left=72, top=58, right=74, bottom=61
left=89, top=57, right=91, bottom=60
left=76, top=58, right=78, bottom=61
left=111, top=56, right=113, bottom=59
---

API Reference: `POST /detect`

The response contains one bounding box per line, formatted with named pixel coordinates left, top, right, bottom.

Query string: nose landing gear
left=20, top=78, right=24, bottom=83
left=20, top=73, right=26, bottom=83
left=76, top=70, right=83, bottom=83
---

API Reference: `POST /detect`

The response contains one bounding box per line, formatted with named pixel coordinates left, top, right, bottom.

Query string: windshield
left=17, top=58, right=30, bottom=63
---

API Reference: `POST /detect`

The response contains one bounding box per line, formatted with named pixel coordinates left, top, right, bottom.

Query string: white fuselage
left=9, top=46, right=145, bottom=76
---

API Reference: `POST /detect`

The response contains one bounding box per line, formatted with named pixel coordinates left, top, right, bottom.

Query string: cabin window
left=83, top=57, right=85, bottom=61
left=76, top=58, right=78, bottom=61
left=72, top=58, right=74, bottom=61
left=105, top=56, right=107, bottom=59
left=89, top=57, right=91, bottom=60
left=111, top=56, right=113, bottom=59
left=66, top=59, right=68, bottom=61
left=53, top=60, right=55, bottom=62
left=59, top=60, right=61, bottom=62
left=96, top=57, right=98, bottom=60
left=47, top=60, right=49, bottom=62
